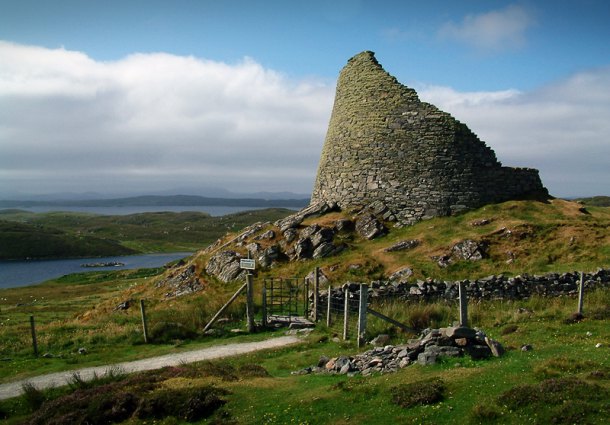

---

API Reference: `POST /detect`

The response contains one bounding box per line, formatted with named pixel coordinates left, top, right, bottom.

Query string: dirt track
left=0, top=335, right=301, bottom=400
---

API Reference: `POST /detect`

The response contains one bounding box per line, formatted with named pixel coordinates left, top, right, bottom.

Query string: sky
left=1, top=0, right=609, bottom=199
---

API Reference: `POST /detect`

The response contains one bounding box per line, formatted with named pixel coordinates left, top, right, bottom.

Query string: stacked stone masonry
left=313, top=269, right=610, bottom=311
left=311, top=51, right=548, bottom=224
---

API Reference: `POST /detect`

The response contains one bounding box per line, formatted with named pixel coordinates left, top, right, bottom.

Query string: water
left=0, top=252, right=192, bottom=289
left=14, top=205, right=291, bottom=216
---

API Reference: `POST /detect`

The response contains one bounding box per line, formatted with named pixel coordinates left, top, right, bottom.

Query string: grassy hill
left=0, top=220, right=136, bottom=260
left=189, top=199, right=610, bottom=284
left=0, top=199, right=608, bottom=423
left=0, top=208, right=294, bottom=259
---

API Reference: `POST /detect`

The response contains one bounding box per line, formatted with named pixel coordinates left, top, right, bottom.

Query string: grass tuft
left=391, top=378, right=445, bottom=408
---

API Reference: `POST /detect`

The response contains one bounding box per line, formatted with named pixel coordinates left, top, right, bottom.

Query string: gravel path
left=0, top=335, right=301, bottom=401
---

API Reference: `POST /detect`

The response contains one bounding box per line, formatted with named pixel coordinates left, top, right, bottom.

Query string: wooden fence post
left=140, top=300, right=149, bottom=343
left=577, top=271, right=585, bottom=315
left=458, top=282, right=468, bottom=327
left=326, top=285, right=332, bottom=327
left=313, top=267, right=320, bottom=322
left=261, top=285, right=268, bottom=327
left=357, top=284, right=368, bottom=348
left=343, top=287, right=349, bottom=340
left=246, top=273, right=255, bottom=333
left=30, top=315, right=38, bottom=357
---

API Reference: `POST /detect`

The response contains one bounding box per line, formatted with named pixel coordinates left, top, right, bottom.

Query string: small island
left=80, top=261, right=125, bottom=268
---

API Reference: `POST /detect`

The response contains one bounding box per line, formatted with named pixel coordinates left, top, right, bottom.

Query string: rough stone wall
left=311, top=51, right=548, bottom=224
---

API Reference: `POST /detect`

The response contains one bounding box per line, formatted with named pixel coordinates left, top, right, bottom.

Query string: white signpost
left=240, top=258, right=256, bottom=270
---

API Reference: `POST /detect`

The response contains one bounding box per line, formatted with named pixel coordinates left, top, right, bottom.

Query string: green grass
left=250, top=199, right=610, bottom=283
left=1, top=283, right=608, bottom=424
left=1, top=199, right=609, bottom=423
left=0, top=208, right=294, bottom=259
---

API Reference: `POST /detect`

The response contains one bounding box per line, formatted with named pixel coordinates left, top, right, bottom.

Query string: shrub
left=135, top=386, right=228, bottom=422
left=471, top=403, right=501, bottom=421
left=149, top=321, right=198, bottom=344
left=391, top=378, right=445, bottom=408
left=500, top=324, right=518, bottom=335
left=238, top=364, right=270, bottom=378
left=21, top=382, right=45, bottom=411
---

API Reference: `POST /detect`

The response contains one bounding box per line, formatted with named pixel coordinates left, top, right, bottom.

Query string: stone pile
left=293, top=326, right=504, bottom=376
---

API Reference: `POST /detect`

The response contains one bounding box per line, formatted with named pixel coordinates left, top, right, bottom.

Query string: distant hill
left=0, top=208, right=295, bottom=260
left=0, top=194, right=310, bottom=209
left=0, top=220, right=136, bottom=260
left=575, top=196, right=610, bottom=207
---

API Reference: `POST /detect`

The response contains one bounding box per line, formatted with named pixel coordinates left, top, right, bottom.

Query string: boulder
left=451, top=239, right=489, bottom=261
left=293, top=238, right=313, bottom=260
left=370, top=334, right=391, bottom=347
left=283, top=228, right=298, bottom=243
left=355, top=214, right=386, bottom=240
left=205, top=250, right=245, bottom=283
left=485, top=337, right=506, bottom=357
left=384, top=239, right=420, bottom=252
left=388, top=267, right=414, bottom=284
left=335, top=219, right=355, bottom=233
left=311, top=227, right=335, bottom=248
left=312, top=242, right=339, bottom=259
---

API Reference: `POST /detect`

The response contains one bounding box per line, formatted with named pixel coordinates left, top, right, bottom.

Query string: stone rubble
left=292, top=326, right=504, bottom=376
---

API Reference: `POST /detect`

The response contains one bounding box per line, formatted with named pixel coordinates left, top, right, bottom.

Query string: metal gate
left=263, top=277, right=309, bottom=321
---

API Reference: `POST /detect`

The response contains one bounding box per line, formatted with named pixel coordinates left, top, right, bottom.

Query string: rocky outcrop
left=205, top=250, right=246, bottom=283
left=156, top=264, right=204, bottom=298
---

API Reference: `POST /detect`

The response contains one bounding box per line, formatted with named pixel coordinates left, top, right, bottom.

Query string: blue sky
left=1, top=0, right=609, bottom=197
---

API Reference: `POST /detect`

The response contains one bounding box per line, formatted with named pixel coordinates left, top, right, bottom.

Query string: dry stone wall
left=311, top=51, right=548, bottom=224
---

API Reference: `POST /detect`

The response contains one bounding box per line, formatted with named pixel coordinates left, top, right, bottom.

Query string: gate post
left=458, top=281, right=468, bottom=327
left=357, top=284, right=368, bottom=348
left=326, top=285, right=332, bottom=327
left=343, top=287, right=349, bottom=340
left=577, top=271, right=585, bottom=315
left=246, top=273, right=255, bottom=333
left=313, top=267, right=320, bottom=322
left=262, top=284, right=268, bottom=327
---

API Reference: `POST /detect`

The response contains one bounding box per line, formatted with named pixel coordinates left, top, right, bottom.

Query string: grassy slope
left=0, top=208, right=294, bottom=259
left=1, top=199, right=608, bottom=423
left=193, top=199, right=610, bottom=285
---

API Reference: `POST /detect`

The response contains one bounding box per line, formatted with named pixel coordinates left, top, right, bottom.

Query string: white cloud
left=1, top=41, right=608, bottom=199
left=0, top=41, right=334, bottom=196
left=418, top=66, right=610, bottom=197
left=438, top=4, right=534, bottom=51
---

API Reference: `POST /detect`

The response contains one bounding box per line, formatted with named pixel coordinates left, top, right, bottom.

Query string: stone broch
left=311, top=51, right=548, bottom=225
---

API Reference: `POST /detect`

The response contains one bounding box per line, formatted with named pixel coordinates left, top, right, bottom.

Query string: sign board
left=240, top=259, right=256, bottom=270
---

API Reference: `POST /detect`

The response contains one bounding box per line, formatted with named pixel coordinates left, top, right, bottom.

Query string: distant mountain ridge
left=0, top=194, right=310, bottom=209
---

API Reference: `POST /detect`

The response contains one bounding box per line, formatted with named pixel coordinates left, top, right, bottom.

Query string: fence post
left=326, top=285, right=332, bottom=327
left=30, top=315, right=38, bottom=357
left=261, top=285, right=268, bottom=327
left=246, top=273, right=255, bottom=333
left=343, top=287, right=349, bottom=340
left=458, top=282, right=468, bottom=327
left=313, top=267, right=320, bottom=322
left=357, top=284, right=368, bottom=348
left=140, top=300, right=149, bottom=343
left=577, top=271, right=585, bottom=315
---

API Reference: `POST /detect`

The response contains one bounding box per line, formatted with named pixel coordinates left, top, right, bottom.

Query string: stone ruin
left=293, top=325, right=505, bottom=376
left=311, top=51, right=549, bottom=225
